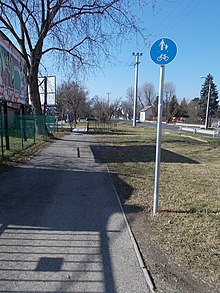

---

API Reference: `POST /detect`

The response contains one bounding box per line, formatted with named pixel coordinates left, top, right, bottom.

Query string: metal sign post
left=153, top=65, right=165, bottom=214
left=150, top=38, right=177, bottom=214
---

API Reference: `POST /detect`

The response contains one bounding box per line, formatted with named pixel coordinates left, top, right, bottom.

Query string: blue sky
left=81, top=0, right=220, bottom=103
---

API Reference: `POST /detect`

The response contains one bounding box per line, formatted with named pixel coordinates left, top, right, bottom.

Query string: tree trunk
left=29, top=65, right=42, bottom=115
left=28, top=64, right=47, bottom=135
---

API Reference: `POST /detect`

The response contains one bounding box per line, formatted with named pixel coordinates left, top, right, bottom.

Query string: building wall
left=140, top=108, right=153, bottom=122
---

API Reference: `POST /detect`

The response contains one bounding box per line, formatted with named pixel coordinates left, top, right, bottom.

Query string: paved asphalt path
left=0, top=132, right=150, bottom=293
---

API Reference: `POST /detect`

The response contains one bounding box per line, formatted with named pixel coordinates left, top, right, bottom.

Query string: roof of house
left=140, top=105, right=152, bottom=112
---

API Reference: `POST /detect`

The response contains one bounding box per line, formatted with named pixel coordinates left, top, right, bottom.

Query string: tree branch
left=42, top=46, right=83, bottom=63
left=51, top=1, right=119, bottom=27
left=14, top=0, right=41, bottom=36
left=10, top=0, right=33, bottom=52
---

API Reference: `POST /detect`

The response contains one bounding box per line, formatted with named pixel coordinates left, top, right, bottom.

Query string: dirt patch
left=123, top=207, right=217, bottom=293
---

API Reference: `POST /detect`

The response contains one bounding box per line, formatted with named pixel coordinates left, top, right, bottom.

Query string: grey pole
left=132, top=53, right=142, bottom=127
left=205, top=81, right=211, bottom=129
left=107, top=92, right=111, bottom=106
left=153, top=65, right=165, bottom=214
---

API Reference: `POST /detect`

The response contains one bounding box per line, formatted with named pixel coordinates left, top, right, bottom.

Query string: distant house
left=140, top=106, right=153, bottom=122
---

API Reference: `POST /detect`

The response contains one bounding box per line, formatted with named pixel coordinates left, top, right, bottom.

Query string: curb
left=106, top=166, right=156, bottom=293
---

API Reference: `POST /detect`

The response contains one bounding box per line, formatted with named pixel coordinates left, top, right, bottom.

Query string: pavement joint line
left=106, top=165, right=156, bottom=293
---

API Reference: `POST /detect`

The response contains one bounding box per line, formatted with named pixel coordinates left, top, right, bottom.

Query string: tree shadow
left=91, top=144, right=199, bottom=164
left=0, top=161, right=145, bottom=293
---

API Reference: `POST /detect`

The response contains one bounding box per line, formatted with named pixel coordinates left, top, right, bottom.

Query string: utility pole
left=132, top=52, right=142, bottom=127
left=200, top=75, right=211, bottom=129
left=106, top=92, right=111, bottom=106
left=205, top=81, right=211, bottom=129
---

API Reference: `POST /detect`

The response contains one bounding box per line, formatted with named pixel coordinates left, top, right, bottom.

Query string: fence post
left=34, top=116, right=36, bottom=144
left=20, top=106, right=24, bottom=149
left=0, top=102, right=4, bottom=157
left=3, top=101, right=10, bottom=150
left=21, top=104, right=27, bottom=142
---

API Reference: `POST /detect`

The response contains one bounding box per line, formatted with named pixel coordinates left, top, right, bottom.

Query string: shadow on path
left=0, top=134, right=147, bottom=293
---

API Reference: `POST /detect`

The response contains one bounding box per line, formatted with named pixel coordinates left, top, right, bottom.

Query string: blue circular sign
left=150, top=38, right=177, bottom=65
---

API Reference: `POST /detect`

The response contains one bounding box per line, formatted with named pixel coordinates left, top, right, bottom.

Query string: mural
left=0, top=32, right=27, bottom=104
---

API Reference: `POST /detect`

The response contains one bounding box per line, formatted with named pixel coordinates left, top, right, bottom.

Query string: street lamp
left=200, top=76, right=211, bottom=129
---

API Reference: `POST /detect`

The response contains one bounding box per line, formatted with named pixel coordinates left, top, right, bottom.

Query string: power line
left=108, top=55, right=134, bottom=98
left=149, top=0, right=204, bottom=39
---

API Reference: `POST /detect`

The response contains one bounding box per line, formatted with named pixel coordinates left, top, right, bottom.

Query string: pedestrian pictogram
left=159, top=39, right=168, bottom=51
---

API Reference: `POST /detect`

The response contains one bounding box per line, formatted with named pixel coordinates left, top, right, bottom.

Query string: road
left=139, top=121, right=220, bottom=137
left=141, top=121, right=179, bottom=132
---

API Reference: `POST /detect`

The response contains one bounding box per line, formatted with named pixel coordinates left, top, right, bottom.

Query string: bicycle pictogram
left=157, top=54, right=169, bottom=62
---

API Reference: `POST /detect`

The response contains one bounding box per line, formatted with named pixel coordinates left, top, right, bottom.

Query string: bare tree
left=91, top=95, right=121, bottom=121
left=120, top=86, right=133, bottom=119
left=164, top=82, right=176, bottom=102
left=142, top=82, right=155, bottom=106
left=57, top=81, right=89, bottom=126
left=126, top=86, right=134, bottom=105
left=122, top=86, right=144, bottom=119
left=120, top=100, right=132, bottom=120
left=188, top=97, right=202, bottom=124
left=163, top=82, right=176, bottom=122
left=0, top=0, right=153, bottom=119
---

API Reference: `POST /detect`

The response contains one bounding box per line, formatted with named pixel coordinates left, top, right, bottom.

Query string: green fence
left=0, top=106, right=56, bottom=159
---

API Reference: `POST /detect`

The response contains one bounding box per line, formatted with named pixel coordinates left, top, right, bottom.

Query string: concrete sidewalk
left=0, top=132, right=150, bottom=293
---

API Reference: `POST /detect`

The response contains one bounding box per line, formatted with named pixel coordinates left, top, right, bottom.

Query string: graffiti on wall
left=0, top=32, right=27, bottom=104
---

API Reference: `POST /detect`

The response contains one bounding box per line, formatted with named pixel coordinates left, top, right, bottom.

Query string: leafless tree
left=0, top=0, right=154, bottom=120
left=120, top=100, right=132, bottom=120
left=163, top=82, right=176, bottom=122
left=126, top=86, right=134, bottom=105
left=123, top=86, right=143, bottom=119
left=91, top=95, right=121, bottom=121
left=57, top=81, right=89, bottom=125
left=188, top=98, right=201, bottom=124
left=164, top=82, right=176, bottom=102
left=142, top=82, right=155, bottom=106
left=120, top=86, right=133, bottom=119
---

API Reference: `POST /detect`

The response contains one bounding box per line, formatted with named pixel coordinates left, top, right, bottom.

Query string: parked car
left=86, top=117, right=98, bottom=121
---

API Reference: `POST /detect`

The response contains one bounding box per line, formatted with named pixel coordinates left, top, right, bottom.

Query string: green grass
left=94, top=122, right=220, bottom=286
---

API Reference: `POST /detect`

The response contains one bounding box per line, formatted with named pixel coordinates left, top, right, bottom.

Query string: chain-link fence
left=0, top=103, right=56, bottom=159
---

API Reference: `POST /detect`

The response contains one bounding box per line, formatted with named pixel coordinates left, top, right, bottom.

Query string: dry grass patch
left=95, top=122, right=220, bottom=289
